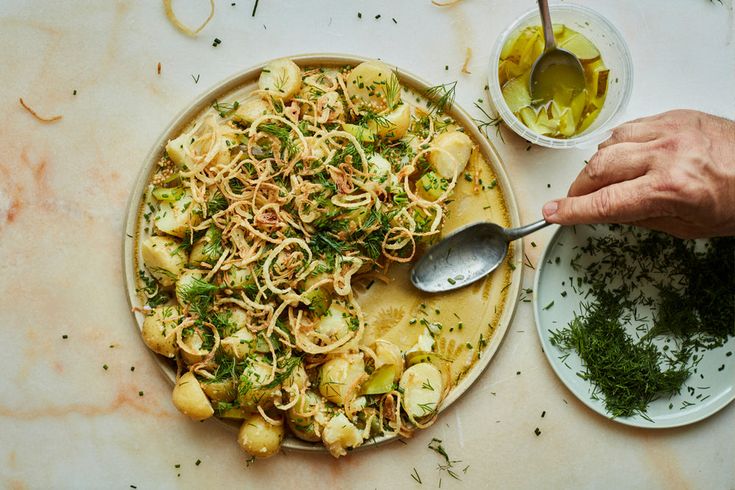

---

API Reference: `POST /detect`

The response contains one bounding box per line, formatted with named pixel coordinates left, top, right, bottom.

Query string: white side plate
left=534, top=225, right=734, bottom=428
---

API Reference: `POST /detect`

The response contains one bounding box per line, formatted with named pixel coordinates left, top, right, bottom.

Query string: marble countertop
left=1, top=1, right=733, bottom=489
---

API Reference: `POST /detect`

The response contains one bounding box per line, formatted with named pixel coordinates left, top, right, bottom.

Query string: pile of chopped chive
left=550, top=225, right=734, bottom=419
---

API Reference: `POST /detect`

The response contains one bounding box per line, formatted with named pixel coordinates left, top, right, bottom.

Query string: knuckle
left=591, top=187, right=616, bottom=220
left=585, top=151, right=611, bottom=181
left=651, top=135, right=680, bottom=154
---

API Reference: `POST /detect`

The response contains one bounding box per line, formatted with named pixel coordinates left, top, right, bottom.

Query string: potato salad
left=136, top=59, right=476, bottom=458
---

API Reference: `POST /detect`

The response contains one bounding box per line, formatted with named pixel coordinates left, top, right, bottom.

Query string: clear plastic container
left=488, top=4, right=633, bottom=149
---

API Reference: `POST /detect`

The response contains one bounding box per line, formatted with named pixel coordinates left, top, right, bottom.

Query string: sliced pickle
left=501, top=76, right=532, bottom=114
left=361, top=365, right=396, bottom=395
left=559, top=33, right=600, bottom=62
left=499, top=23, right=609, bottom=139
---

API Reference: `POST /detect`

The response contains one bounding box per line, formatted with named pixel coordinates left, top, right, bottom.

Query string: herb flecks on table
left=550, top=225, right=734, bottom=419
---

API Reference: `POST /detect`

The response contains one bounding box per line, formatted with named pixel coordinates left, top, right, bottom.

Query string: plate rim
left=122, top=53, right=525, bottom=451
left=533, top=224, right=735, bottom=429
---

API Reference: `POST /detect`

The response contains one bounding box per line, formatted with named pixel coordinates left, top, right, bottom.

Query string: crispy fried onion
left=163, top=0, right=215, bottom=37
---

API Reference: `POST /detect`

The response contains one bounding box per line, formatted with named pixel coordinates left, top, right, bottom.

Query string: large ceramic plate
left=123, top=54, right=523, bottom=450
left=534, top=225, right=735, bottom=428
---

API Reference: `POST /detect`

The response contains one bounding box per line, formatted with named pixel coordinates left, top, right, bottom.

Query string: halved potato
left=258, top=58, right=302, bottom=100
left=141, top=236, right=186, bottom=287
left=319, top=354, right=365, bottom=406
left=368, top=103, right=410, bottom=139
left=238, top=413, right=284, bottom=459
left=172, top=372, right=214, bottom=421
left=287, top=390, right=322, bottom=442
left=345, top=60, right=400, bottom=112
left=141, top=305, right=179, bottom=357
left=428, top=131, right=473, bottom=179
left=233, top=97, right=271, bottom=124
left=399, top=363, right=443, bottom=419
left=154, top=190, right=201, bottom=238
left=322, top=413, right=363, bottom=458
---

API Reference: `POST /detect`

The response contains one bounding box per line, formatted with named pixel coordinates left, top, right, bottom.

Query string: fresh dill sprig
left=259, top=122, right=298, bottom=157
left=425, top=81, right=457, bottom=113
left=179, top=278, right=219, bottom=318
left=137, top=270, right=169, bottom=307
left=384, top=71, right=402, bottom=109
left=201, top=226, right=223, bottom=260
left=473, top=102, right=504, bottom=142
left=262, top=356, right=302, bottom=389
left=206, top=191, right=228, bottom=215
left=360, top=110, right=392, bottom=129
left=212, top=100, right=240, bottom=118
left=428, top=438, right=462, bottom=482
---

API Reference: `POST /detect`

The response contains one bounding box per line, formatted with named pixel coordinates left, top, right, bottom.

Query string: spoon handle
left=538, top=0, right=556, bottom=52
left=504, top=219, right=550, bottom=241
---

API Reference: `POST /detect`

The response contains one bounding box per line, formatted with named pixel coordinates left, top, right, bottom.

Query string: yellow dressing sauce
left=499, top=24, right=609, bottom=138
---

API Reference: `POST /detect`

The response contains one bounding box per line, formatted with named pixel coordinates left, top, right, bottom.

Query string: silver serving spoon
left=410, top=219, right=550, bottom=293
left=528, top=0, right=586, bottom=103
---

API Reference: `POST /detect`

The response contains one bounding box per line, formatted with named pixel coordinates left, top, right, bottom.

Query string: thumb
left=543, top=178, right=658, bottom=225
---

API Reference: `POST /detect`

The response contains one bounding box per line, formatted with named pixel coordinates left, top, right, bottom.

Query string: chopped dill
left=425, top=81, right=457, bottom=113
left=137, top=270, right=169, bottom=307
left=212, top=100, right=238, bottom=118
left=550, top=225, right=734, bottom=418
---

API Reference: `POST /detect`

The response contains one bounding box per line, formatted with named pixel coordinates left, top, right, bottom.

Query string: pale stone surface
left=0, top=1, right=733, bottom=488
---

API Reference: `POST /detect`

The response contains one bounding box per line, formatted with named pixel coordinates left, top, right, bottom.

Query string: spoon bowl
left=528, top=0, right=586, bottom=103
left=529, top=48, right=586, bottom=102
left=411, top=220, right=550, bottom=293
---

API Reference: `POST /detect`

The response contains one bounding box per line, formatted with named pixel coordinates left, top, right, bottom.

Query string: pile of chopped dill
left=550, top=225, right=734, bottom=419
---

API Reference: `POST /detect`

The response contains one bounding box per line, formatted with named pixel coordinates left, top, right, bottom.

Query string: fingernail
left=543, top=201, right=558, bottom=218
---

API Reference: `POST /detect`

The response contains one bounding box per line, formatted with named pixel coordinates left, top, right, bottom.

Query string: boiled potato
left=141, top=236, right=186, bottom=287
left=172, top=371, right=214, bottom=421
left=188, top=226, right=222, bottom=265
left=201, top=378, right=237, bottom=402
left=175, top=270, right=204, bottom=307
left=345, top=60, right=400, bottom=112
left=258, top=58, right=302, bottom=100
left=368, top=103, right=410, bottom=139
left=165, top=133, right=194, bottom=169
left=367, top=153, right=398, bottom=189
left=428, top=131, right=473, bottom=179
left=238, top=413, right=284, bottom=459
left=322, top=413, right=363, bottom=458
left=315, top=302, right=354, bottom=341
left=238, top=358, right=277, bottom=412
left=154, top=190, right=201, bottom=238
left=319, top=354, right=365, bottom=406
left=180, top=328, right=206, bottom=365
left=399, top=363, right=443, bottom=419
left=228, top=306, right=249, bottom=330
left=284, top=364, right=309, bottom=393
left=233, top=97, right=271, bottom=125
left=221, top=327, right=256, bottom=359
left=141, top=305, right=179, bottom=358
left=286, top=390, right=322, bottom=442
left=221, top=265, right=256, bottom=291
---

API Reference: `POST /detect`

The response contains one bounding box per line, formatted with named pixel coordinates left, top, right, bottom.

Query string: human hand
left=542, top=110, right=735, bottom=238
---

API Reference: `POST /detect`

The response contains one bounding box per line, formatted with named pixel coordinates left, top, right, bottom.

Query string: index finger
left=598, top=121, right=661, bottom=150
left=543, top=176, right=669, bottom=225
